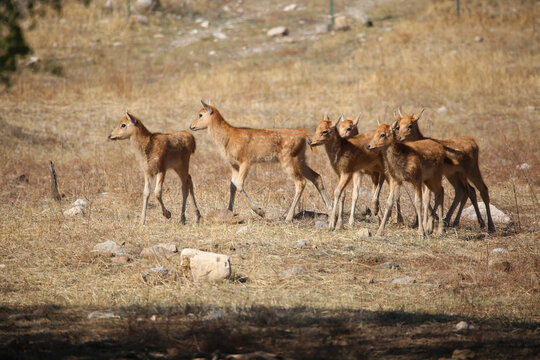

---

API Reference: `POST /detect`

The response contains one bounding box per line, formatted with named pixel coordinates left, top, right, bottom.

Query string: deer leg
left=336, top=190, right=346, bottom=230
left=349, top=172, right=362, bottom=226
left=371, top=172, right=384, bottom=216
left=395, top=192, right=404, bottom=224
left=175, top=170, right=189, bottom=225
left=188, top=174, right=202, bottom=224
left=377, top=179, right=399, bottom=236
left=433, top=185, right=445, bottom=235
left=300, top=161, right=332, bottom=211
left=469, top=166, right=495, bottom=232
left=454, top=183, right=483, bottom=228
left=444, top=175, right=464, bottom=227
left=155, top=172, right=171, bottom=220
left=414, top=183, right=425, bottom=238
left=330, top=173, right=352, bottom=230
left=423, top=185, right=434, bottom=235
left=228, top=166, right=239, bottom=212
left=140, top=173, right=152, bottom=225
left=235, top=163, right=264, bottom=218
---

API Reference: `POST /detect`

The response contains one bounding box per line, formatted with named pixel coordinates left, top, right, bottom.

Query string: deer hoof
left=163, top=210, right=171, bottom=219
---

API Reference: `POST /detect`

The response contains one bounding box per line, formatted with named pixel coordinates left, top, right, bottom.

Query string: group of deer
left=108, top=101, right=495, bottom=237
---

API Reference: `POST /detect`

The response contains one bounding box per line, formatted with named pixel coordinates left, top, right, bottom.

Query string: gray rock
left=92, top=240, right=126, bottom=257
left=455, top=320, right=475, bottom=332
left=378, top=260, right=400, bottom=270
left=140, top=243, right=177, bottom=258
left=315, top=221, right=327, bottom=228
left=462, top=202, right=511, bottom=225
left=213, top=32, right=227, bottom=40
left=391, top=276, right=415, bottom=284
left=144, top=266, right=169, bottom=277
left=342, top=245, right=355, bottom=251
left=208, top=311, right=223, bottom=320
left=492, top=248, right=506, bottom=254
left=280, top=266, right=306, bottom=276
left=134, top=0, right=159, bottom=13
left=294, top=239, right=309, bottom=248
left=64, top=206, right=84, bottom=217
left=358, top=228, right=371, bottom=238
left=72, top=199, right=88, bottom=207
left=88, top=311, right=120, bottom=319
left=267, top=26, right=289, bottom=37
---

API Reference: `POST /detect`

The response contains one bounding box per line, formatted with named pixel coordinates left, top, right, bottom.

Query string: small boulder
left=92, top=240, right=126, bottom=257
left=315, top=220, right=327, bottom=228
left=72, top=199, right=88, bottom=207
left=455, top=321, right=475, bottom=332
left=461, top=202, right=511, bottom=226
left=144, top=266, right=169, bottom=277
left=236, top=225, right=251, bottom=234
left=280, top=266, right=306, bottom=277
left=134, top=0, right=159, bottom=13
left=64, top=206, right=84, bottom=217
left=88, top=311, right=120, bottom=319
left=267, top=26, right=289, bottom=37
left=392, top=276, right=415, bottom=284
left=334, top=16, right=351, bottom=31
left=358, top=228, right=371, bottom=238
left=190, top=252, right=231, bottom=282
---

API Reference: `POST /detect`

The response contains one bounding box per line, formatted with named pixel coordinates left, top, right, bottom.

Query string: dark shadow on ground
left=0, top=304, right=538, bottom=359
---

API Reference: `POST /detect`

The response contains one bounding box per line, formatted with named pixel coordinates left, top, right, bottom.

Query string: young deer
left=337, top=116, right=404, bottom=225
left=394, top=109, right=495, bottom=232
left=190, top=101, right=331, bottom=221
left=366, top=121, right=446, bottom=237
left=108, top=112, right=202, bottom=225
left=307, top=114, right=387, bottom=230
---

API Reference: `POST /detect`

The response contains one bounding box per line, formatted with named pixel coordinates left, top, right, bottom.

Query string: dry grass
left=0, top=0, right=539, bottom=358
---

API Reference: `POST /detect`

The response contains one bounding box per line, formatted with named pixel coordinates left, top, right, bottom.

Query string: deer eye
left=408, top=124, right=413, bottom=129
left=322, top=130, right=328, bottom=135
left=121, top=124, right=126, bottom=128
left=347, top=127, right=352, bottom=131
left=395, top=125, right=400, bottom=130
left=380, top=133, right=386, bottom=138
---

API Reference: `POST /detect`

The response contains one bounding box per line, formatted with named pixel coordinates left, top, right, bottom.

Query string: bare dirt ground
left=0, top=0, right=539, bottom=359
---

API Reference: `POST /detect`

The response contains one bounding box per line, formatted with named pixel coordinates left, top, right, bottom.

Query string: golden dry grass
left=0, top=0, right=539, bottom=358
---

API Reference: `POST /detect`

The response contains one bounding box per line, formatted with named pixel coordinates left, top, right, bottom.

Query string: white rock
left=516, top=163, right=531, bottom=170
left=267, top=26, right=289, bottom=37
left=88, top=311, right=120, bottom=319
left=213, top=32, right=227, bottom=40
left=92, top=240, right=126, bottom=256
left=236, top=225, right=251, bottom=234
left=283, top=4, right=297, bottom=11
left=190, top=29, right=198, bottom=35
left=392, top=276, right=415, bottom=284
left=455, top=321, right=475, bottom=331
left=190, top=252, right=231, bottom=282
left=358, top=228, right=371, bottom=238
left=180, top=248, right=202, bottom=266
left=208, top=50, right=216, bottom=56
left=64, top=206, right=84, bottom=217
left=294, top=239, right=308, bottom=248
left=315, top=221, right=327, bottom=228
left=334, top=16, right=351, bottom=31
left=26, top=56, right=40, bottom=67
left=72, top=199, right=87, bottom=207
left=474, top=35, right=483, bottom=42
left=280, top=266, right=306, bottom=276
left=526, top=105, right=535, bottom=111
left=437, top=106, right=447, bottom=114
left=492, top=248, right=506, bottom=254
left=134, top=0, right=159, bottom=13
left=462, top=202, right=511, bottom=225
left=0, top=264, right=5, bottom=269
left=201, top=20, right=209, bottom=28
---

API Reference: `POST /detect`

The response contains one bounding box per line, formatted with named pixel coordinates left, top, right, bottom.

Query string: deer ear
left=414, top=108, right=425, bottom=122
left=391, top=120, right=398, bottom=133
left=354, top=112, right=361, bottom=127
left=201, top=100, right=213, bottom=114
left=324, top=112, right=330, bottom=121
left=333, top=114, right=344, bottom=128
left=397, top=106, right=403, bottom=118
left=126, top=111, right=137, bottom=124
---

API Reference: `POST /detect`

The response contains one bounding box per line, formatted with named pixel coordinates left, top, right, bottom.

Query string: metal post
left=330, top=0, right=335, bottom=30
left=456, top=0, right=460, bottom=17
left=127, top=0, right=131, bottom=18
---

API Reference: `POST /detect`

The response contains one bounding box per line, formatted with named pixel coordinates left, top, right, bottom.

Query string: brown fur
left=308, top=115, right=392, bottom=230
left=190, top=101, right=331, bottom=221
left=108, top=112, right=201, bottom=225
left=395, top=109, right=494, bottom=232
left=367, top=122, right=446, bottom=237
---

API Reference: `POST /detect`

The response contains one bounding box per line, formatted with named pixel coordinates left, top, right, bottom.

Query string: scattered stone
left=72, top=199, right=88, bottom=207
left=462, top=202, right=511, bottom=226
left=392, top=276, right=415, bottom=284
left=213, top=31, right=227, bottom=40
left=492, top=248, right=506, bottom=254
left=437, top=106, right=448, bottom=114
left=516, top=163, right=531, bottom=170
left=236, top=225, right=251, bottom=234
left=134, top=0, right=159, bottom=13
left=283, top=4, right=297, bottom=12
left=474, top=35, right=483, bottom=42
left=208, top=311, right=223, bottom=320
left=64, top=206, right=85, bottom=218
left=88, top=311, right=120, bottom=319
left=144, top=266, right=169, bottom=277
left=315, top=220, right=327, bottom=228
left=455, top=321, right=475, bottom=332
left=358, top=228, right=371, bottom=238
left=111, top=256, right=129, bottom=264
left=205, top=209, right=244, bottom=224
left=267, top=26, right=289, bottom=37
left=140, top=243, right=177, bottom=258
left=334, top=15, right=351, bottom=31
left=378, top=260, right=400, bottom=270
left=342, top=245, right=355, bottom=251
left=200, top=20, right=209, bottom=28
left=92, top=240, right=126, bottom=257
left=280, top=266, right=306, bottom=276
left=451, top=349, right=476, bottom=360
left=294, top=239, right=309, bottom=248
left=26, top=56, right=40, bottom=68
left=130, top=14, right=148, bottom=25
left=0, top=264, right=5, bottom=269
left=526, top=105, right=535, bottom=111
left=150, top=314, right=157, bottom=321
